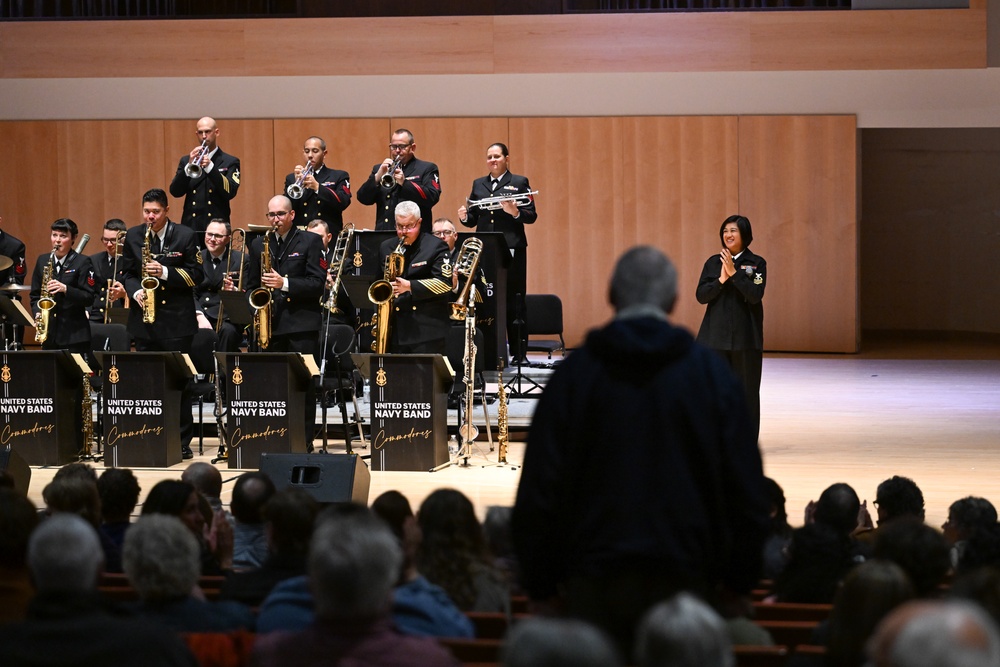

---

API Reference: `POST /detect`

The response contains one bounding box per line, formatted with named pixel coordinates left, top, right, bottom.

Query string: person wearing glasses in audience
left=88, top=218, right=129, bottom=324
left=458, top=142, right=537, bottom=364
left=169, top=117, right=241, bottom=238
left=379, top=202, right=451, bottom=355
left=357, top=129, right=441, bottom=234
left=194, top=219, right=244, bottom=353
left=283, top=136, right=351, bottom=234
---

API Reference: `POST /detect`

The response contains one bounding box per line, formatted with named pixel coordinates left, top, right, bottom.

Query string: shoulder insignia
left=196, top=252, right=204, bottom=265
left=232, top=168, right=240, bottom=185
left=754, top=273, right=763, bottom=285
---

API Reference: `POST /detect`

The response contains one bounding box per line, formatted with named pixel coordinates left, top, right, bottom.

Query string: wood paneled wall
left=0, top=7, right=986, bottom=79
left=0, top=114, right=857, bottom=352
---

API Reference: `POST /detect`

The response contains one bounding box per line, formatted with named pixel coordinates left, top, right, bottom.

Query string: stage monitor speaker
left=0, top=447, right=31, bottom=496
left=259, top=453, right=370, bottom=505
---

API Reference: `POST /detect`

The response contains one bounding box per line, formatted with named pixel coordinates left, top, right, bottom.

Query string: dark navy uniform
left=283, top=165, right=351, bottom=234
left=357, top=157, right=441, bottom=234
left=378, top=234, right=452, bottom=354
left=88, top=250, right=129, bottom=323
left=29, top=250, right=95, bottom=352
left=0, top=230, right=28, bottom=348
left=195, top=247, right=244, bottom=353
left=168, top=148, right=241, bottom=236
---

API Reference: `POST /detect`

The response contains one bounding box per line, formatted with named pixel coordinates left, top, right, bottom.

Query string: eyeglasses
left=396, top=222, right=420, bottom=232
left=389, top=143, right=412, bottom=152
left=101, top=237, right=119, bottom=244
left=265, top=211, right=290, bottom=219
left=432, top=230, right=455, bottom=238
left=205, top=233, right=229, bottom=240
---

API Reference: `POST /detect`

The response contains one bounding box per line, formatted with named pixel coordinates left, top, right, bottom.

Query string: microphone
left=74, top=233, right=91, bottom=255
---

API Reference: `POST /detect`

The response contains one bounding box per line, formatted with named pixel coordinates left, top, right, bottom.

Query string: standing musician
left=307, top=219, right=355, bottom=328
left=458, top=142, right=537, bottom=364
left=88, top=218, right=129, bottom=323
left=357, top=129, right=441, bottom=234
left=122, top=188, right=204, bottom=460
left=29, top=218, right=95, bottom=355
left=0, top=216, right=28, bottom=349
left=169, top=116, right=241, bottom=238
left=378, top=201, right=452, bottom=355
left=194, top=219, right=244, bottom=353
left=283, top=136, right=351, bottom=233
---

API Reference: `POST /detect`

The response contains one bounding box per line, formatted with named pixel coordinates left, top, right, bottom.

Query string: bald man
left=169, top=116, right=241, bottom=237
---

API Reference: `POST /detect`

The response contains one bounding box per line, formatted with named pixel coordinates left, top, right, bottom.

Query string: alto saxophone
left=249, top=224, right=277, bottom=349
left=367, top=239, right=405, bottom=354
left=321, top=223, right=354, bottom=314
left=496, top=359, right=508, bottom=464
left=141, top=225, right=160, bottom=323
left=34, top=246, right=57, bottom=344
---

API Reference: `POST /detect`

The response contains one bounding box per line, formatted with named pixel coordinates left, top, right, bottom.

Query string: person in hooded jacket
left=695, top=214, right=766, bottom=441
left=511, top=244, right=769, bottom=661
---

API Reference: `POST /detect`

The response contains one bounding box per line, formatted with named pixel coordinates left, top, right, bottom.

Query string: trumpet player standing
left=169, top=117, right=241, bottom=238
left=30, top=218, right=95, bottom=354
left=357, top=129, right=441, bottom=234
left=194, top=219, right=244, bottom=353
left=378, top=201, right=452, bottom=355
left=458, top=143, right=537, bottom=364
left=123, top=189, right=204, bottom=459
left=283, top=136, right=351, bottom=234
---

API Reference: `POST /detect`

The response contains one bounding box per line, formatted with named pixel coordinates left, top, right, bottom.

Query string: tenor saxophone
left=367, top=239, right=405, bottom=354
left=248, top=225, right=276, bottom=349
left=34, top=246, right=57, bottom=344
left=141, top=225, right=160, bottom=324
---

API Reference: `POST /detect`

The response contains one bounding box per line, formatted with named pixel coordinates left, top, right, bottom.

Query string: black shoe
left=181, top=447, right=194, bottom=460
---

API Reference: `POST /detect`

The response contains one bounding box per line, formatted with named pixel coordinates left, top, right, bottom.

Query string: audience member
left=371, top=489, right=474, bottom=638
left=867, top=600, right=1000, bottom=667
left=181, top=461, right=228, bottom=515
left=944, top=497, right=998, bottom=569
left=142, top=479, right=233, bottom=574
left=774, top=522, right=856, bottom=603
left=484, top=505, right=523, bottom=596
left=873, top=518, right=950, bottom=598
left=0, top=514, right=197, bottom=667
left=251, top=505, right=460, bottom=666
left=220, top=488, right=319, bottom=607
left=51, top=461, right=99, bottom=484
left=417, top=488, right=509, bottom=613
left=761, top=477, right=794, bottom=579
left=857, top=476, right=925, bottom=546
left=634, top=592, right=734, bottom=667
left=42, top=475, right=123, bottom=572
left=123, top=514, right=254, bottom=632
left=0, top=490, right=39, bottom=623
left=501, top=617, right=622, bottom=667
left=230, top=471, right=276, bottom=571
left=953, top=523, right=1000, bottom=576
left=96, top=467, right=141, bottom=561
left=950, top=567, right=1000, bottom=633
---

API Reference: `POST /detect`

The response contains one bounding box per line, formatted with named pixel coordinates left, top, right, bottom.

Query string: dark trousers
left=209, top=318, right=243, bottom=353
left=135, top=335, right=194, bottom=450
left=506, top=247, right=528, bottom=361
left=718, top=348, right=762, bottom=443
left=271, top=331, right=317, bottom=447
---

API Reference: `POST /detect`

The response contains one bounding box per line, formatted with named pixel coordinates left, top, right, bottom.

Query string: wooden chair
left=439, top=637, right=504, bottom=664
left=465, top=611, right=509, bottom=639
left=734, top=644, right=790, bottom=667
left=755, top=620, right=819, bottom=649
left=752, top=601, right=832, bottom=622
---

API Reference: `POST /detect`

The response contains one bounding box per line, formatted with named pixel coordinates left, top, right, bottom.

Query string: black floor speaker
left=259, top=453, right=370, bottom=505
left=0, top=447, right=31, bottom=496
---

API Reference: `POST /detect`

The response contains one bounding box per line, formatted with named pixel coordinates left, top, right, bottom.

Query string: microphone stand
left=503, top=293, right=542, bottom=398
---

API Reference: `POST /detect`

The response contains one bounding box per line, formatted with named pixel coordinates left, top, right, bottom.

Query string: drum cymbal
left=0, top=283, right=28, bottom=293
left=0, top=255, right=12, bottom=272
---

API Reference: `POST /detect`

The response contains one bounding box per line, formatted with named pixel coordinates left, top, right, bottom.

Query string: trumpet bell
left=286, top=183, right=305, bottom=200
left=184, top=162, right=203, bottom=179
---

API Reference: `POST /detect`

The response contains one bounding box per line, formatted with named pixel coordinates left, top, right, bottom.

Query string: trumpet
left=215, top=227, right=247, bottom=335
left=367, top=238, right=405, bottom=354
left=184, top=139, right=210, bottom=179
left=286, top=161, right=315, bottom=200
left=466, top=190, right=539, bottom=211
left=379, top=158, right=402, bottom=188
left=449, top=237, right=483, bottom=321
left=104, top=230, right=129, bottom=325
left=34, top=246, right=57, bottom=344
left=249, top=224, right=277, bottom=349
left=321, top=223, right=354, bottom=314
left=141, top=225, right=159, bottom=324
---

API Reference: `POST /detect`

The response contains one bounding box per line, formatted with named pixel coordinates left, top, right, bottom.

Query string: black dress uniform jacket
left=169, top=148, right=241, bottom=235
left=245, top=228, right=325, bottom=337
left=357, top=157, right=441, bottom=234
left=0, top=230, right=27, bottom=288
left=88, top=250, right=129, bottom=323
left=461, top=172, right=537, bottom=250
left=122, top=222, right=204, bottom=341
left=30, top=250, right=96, bottom=349
left=195, top=248, right=244, bottom=322
left=695, top=248, right=767, bottom=351
left=378, top=234, right=452, bottom=348
left=283, top=165, right=351, bottom=233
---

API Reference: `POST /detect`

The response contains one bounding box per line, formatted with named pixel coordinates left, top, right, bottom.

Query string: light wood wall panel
left=738, top=115, right=858, bottom=353
left=0, top=8, right=986, bottom=80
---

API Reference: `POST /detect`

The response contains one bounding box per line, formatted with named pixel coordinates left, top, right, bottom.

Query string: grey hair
left=501, top=617, right=622, bottom=667
left=395, top=200, right=421, bottom=221
left=122, top=514, right=200, bottom=601
left=635, top=592, right=734, bottom=667
left=308, top=507, right=403, bottom=621
left=28, top=513, right=104, bottom=593
left=889, top=601, right=1000, bottom=667
left=608, top=245, right=678, bottom=314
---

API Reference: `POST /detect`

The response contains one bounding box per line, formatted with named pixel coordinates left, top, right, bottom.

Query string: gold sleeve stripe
left=221, top=177, right=230, bottom=194
left=176, top=269, right=196, bottom=287
left=418, top=278, right=451, bottom=295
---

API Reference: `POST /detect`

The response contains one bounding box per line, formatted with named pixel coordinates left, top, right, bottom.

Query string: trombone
left=321, top=223, right=354, bottom=314
left=466, top=190, right=539, bottom=211
left=104, top=230, right=129, bottom=325
left=286, top=161, right=315, bottom=200
left=184, top=139, right=210, bottom=179
left=379, top=158, right=403, bottom=188
left=215, top=228, right=246, bottom=335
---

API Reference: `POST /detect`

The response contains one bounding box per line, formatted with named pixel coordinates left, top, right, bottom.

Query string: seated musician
left=195, top=219, right=244, bottom=353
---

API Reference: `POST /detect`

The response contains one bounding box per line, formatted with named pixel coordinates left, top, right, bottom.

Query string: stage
left=22, top=337, right=1000, bottom=530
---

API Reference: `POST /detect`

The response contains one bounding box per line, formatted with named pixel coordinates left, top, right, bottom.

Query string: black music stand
left=219, top=291, right=253, bottom=326
left=504, top=293, right=543, bottom=398
left=0, top=297, right=34, bottom=350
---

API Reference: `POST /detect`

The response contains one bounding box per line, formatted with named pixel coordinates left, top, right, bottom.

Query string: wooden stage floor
left=24, top=337, right=1000, bottom=529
